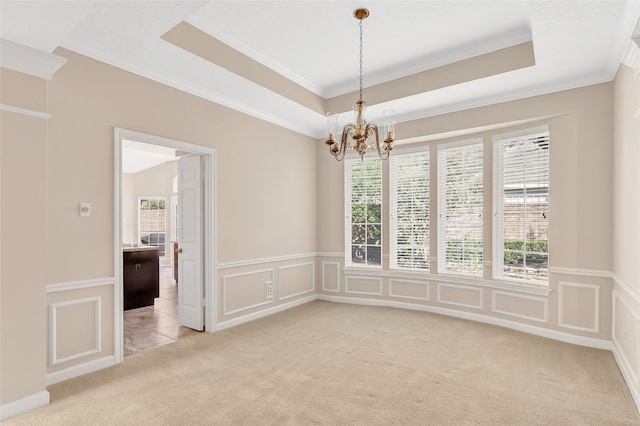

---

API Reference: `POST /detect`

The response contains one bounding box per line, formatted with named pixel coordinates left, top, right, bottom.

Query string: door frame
left=113, top=127, right=217, bottom=364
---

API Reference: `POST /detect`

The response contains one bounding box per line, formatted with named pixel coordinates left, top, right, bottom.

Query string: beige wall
left=0, top=70, right=49, bottom=404
left=1, top=44, right=318, bottom=412
left=612, top=59, right=640, bottom=402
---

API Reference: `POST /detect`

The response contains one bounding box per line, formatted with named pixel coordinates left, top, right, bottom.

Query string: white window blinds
left=390, top=152, right=430, bottom=270
left=345, top=158, right=382, bottom=267
left=493, top=129, right=549, bottom=284
left=437, top=141, right=484, bottom=276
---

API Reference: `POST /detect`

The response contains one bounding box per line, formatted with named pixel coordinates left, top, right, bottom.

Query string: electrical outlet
left=266, top=281, right=274, bottom=298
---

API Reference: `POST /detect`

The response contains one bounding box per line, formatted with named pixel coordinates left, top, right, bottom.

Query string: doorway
left=114, top=128, right=217, bottom=363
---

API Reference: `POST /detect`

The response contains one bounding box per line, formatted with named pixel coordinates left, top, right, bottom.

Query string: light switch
left=80, top=202, right=91, bottom=217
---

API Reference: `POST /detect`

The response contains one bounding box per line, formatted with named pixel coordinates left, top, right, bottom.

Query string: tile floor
left=123, top=266, right=200, bottom=357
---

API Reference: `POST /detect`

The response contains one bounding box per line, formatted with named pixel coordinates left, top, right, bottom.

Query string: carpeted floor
left=6, top=300, right=640, bottom=425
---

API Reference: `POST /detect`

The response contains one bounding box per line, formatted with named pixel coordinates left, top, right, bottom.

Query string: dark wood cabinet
left=123, top=247, right=159, bottom=310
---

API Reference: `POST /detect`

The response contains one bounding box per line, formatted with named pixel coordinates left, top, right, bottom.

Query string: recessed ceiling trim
left=58, top=42, right=324, bottom=139
left=323, top=26, right=534, bottom=100
left=186, top=14, right=325, bottom=98
left=0, top=39, right=67, bottom=80
left=606, top=0, right=640, bottom=78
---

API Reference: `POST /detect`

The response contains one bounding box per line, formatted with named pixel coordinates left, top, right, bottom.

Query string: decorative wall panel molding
left=345, top=276, right=383, bottom=296
left=278, top=262, right=315, bottom=300
left=49, top=297, right=101, bottom=366
left=491, top=290, right=548, bottom=323
left=389, top=279, right=430, bottom=301
left=558, top=281, right=600, bottom=333
left=321, top=262, right=341, bottom=293
left=222, top=268, right=274, bottom=316
left=436, top=283, right=483, bottom=310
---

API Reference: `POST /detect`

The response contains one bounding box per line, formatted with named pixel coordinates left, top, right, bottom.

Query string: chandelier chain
left=359, top=18, right=363, bottom=102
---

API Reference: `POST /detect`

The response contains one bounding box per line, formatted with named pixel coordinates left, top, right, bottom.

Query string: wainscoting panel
left=492, top=291, right=548, bottom=323
left=322, top=262, right=341, bottom=293
left=223, top=268, right=275, bottom=316
left=613, top=289, right=640, bottom=387
left=436, top=283, right=483, bottom=310
left=559, top=281, right=600, bottom=333
left=279, top=262, right=315, bottom=301
left=49, top=297, right=101, bottom=366
left=389, top=279, right=430, bottom=302
left=345, top=276, right=383, bottom=296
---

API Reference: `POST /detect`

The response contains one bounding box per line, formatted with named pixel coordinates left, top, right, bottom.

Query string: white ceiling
left=122, top=140, right=176, bottom=174
left=1, top=1, right=639, bottom=139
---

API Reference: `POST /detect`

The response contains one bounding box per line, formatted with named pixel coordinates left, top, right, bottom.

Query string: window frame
left=492, top=126, right=550, bottom=285
left=344, top=156, right=383, bottom=269
left=436, top=138, right=484, bottom=278
left=138, top=196, right=167, bottom=258
left=389, top=149, right=430, bottom=271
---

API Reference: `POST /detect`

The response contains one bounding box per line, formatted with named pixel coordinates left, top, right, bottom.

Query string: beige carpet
left=6, top=301, right=640, bottom=425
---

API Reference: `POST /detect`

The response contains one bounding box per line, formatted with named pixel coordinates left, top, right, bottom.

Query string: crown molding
left=621, top=35, right=640, bottom=79
left=0, top=39, right=67, bottom=80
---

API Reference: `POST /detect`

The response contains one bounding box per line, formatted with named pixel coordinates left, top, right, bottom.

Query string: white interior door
left=178, top=154, right=204, bottom=330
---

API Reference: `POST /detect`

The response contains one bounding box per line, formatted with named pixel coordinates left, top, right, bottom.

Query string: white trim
left=218, top=252, right=318, bottom=269
left=46, top=355, right=116, bottom=386
left=0, top=390, right=50, bottom=422
left=345, top=276, right=383, bottom=296
left=322, top=261, right=341, bottom=293
left=344, top=267, right=552, bottom=296
left=437, top=283, right=484, bottom=310
left=611, top=272, right=640, bottom=302
left=318, top=295, right=612, bottom=350
left=278, top=262, right=316, bottom=301
left=389, top=279, right=430, bottom=302
left=114, top=127, right=217, bottom=361
left=49, top=297, right=101, bottom=366
left=612, top=290, right=640, bottom=381
left=0, top=103, right=51, bottom=120
left=216, top=295, right=317, bottom=331
left=612, top=344, right=640, bottom=414
left=612, top=290, right=640, bottom=413
left=558, top=281, right=600, bottom=333
left=491, top=290, right=548, bottom=324
left=222, top=268, right=275, bottom=316
left=0, top=39, right=67, bottom=80
left=46, top=277, right=115, bottom=293
left=317, top=252, right=343, bottom=258
left=549, top=266, right=612, bottom=278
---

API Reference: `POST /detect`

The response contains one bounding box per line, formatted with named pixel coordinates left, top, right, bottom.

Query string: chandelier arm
left=331, top=124, right=354, bottom=161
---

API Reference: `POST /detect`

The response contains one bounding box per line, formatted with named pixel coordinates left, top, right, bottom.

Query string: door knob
left=177, top=248, right=183, bottom=254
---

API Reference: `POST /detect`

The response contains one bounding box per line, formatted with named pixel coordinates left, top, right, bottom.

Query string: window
left=437, top=141, right=484, bottom=276
left=345, top=158, right=382, bottom=267
left=493, top=129, right=549, bottom=284
left=390, top=151, right=430, bottom=270
left=139, top=197, right=167, bottom=257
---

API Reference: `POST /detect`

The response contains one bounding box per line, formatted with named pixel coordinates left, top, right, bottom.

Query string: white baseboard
left=612, top=342, right=640, bottom=413
left=318, top=294, right=613, bottom=350
left=216, top=295, right=318, bottom=331
left=46, top=355, right=116, bottom=386
left=0, top=390, right=50, bottom=421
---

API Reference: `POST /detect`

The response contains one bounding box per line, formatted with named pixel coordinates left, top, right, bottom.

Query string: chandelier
left=325, top=8, right=395, bottom=161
